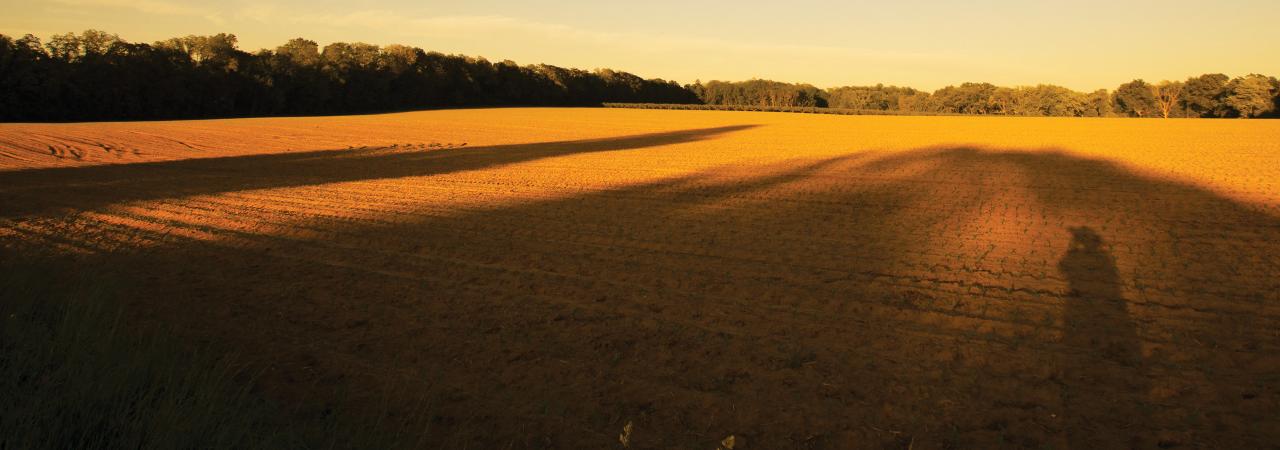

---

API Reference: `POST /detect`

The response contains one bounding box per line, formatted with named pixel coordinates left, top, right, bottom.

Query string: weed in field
left=618, top=420, right=633, bottom=448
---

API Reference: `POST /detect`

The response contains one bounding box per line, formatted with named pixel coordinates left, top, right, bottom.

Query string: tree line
left=0, top=30, right=697, bottom=121
left=1, top=29, right=1277, bottom=121
left=696, top=76, right=1279, bottom=118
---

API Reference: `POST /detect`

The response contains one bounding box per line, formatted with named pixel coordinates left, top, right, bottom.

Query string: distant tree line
left=694, top=77, right=1280, bottom=118
left=2, top=29, right=1277, bottom=121
left=0, top=30, right=697, bottom=121
left=689, top=80, right=827, bottom=108
left=601, top=103, right=964, bottom=117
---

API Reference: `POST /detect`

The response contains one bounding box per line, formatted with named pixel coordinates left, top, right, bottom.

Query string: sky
left=3, top=0, right=1278, bottom=91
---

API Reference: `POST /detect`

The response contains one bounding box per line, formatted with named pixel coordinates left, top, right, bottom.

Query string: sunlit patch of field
left=2, top=108, right=1278, bottom=448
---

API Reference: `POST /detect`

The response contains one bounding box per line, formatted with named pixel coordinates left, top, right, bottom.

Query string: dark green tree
left=1224, top=74, right=1276, bottom=118
left=1180, top=73, right=1229, bottom=117
left=1113, top=80, right=1157, bottom=117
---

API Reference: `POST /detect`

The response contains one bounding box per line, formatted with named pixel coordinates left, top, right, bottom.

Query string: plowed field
left=2, top=108, right=1278, bottom=449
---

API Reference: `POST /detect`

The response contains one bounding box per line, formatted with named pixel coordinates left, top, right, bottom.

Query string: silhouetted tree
left=897, top=91, right=932, bottom=112
left=1083, top=90, right=1112, bottom=117
left=929, top=82, right=997, bottom=114
left=826, top=84, right=920, bottom=111
left=1, top=29, right=1275, bottom=121
left=1113, top=80, right=1157, bottom=117
left=1180, top=73, right=1229, bottom=118
left=1224, top=74, right=1277, bottom=118
left=694, top=79, right=827, bottom=107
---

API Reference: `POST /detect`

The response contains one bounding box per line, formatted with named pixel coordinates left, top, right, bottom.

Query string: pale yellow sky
left=3, top=0, right=1278, bottom=91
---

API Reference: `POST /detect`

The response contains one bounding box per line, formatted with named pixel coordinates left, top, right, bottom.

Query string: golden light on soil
left=2, top=108, right=1278, bottom=448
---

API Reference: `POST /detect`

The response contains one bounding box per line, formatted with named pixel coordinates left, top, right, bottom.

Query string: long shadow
left=1057, top=226, right=1145, bottom=449
left=0, top=125, right=756, bottom=218
left=3, top=143, right=1278, bottom=448
left=845, top=146, right=1280, bottom=447
left=2, top=149, right=944, bottom=448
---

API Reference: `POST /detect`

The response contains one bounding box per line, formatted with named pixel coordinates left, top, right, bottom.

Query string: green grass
left=0, top=258, right=435, bottom=449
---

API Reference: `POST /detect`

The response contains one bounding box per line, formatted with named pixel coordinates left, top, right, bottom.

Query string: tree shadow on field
left=3, top=139, right=1279, bottom=449
left=0, top=125, right=756, bottom=218
left=849, top=146, right=1280, bottom=448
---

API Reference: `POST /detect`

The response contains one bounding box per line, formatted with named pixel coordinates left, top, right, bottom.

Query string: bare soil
left=2, top=108, right=1278, bottom=449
